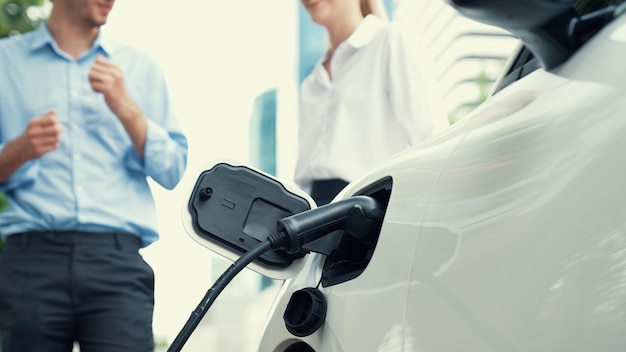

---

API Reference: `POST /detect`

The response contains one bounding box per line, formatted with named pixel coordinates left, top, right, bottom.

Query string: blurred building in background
left=394, top=0, right=518, bottom=123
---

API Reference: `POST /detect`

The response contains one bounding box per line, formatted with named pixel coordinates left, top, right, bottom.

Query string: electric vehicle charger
left=168, top=196, right=384, bottom=351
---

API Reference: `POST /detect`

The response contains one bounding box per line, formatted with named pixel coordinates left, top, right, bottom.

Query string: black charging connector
left=267, top=195, right=384, bottom=255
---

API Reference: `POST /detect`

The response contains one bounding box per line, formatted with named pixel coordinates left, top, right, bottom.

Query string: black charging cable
left=167, top=240, right=273, bottom=351
left=167, top=196, right=383, bottom=351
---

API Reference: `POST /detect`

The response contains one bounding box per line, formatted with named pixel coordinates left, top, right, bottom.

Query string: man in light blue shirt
left=0, top=0, right=188, bottom=350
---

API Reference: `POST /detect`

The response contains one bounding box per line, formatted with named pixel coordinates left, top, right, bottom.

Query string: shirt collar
left=311, top=14, right=385, bottom=84
left=345, top=14, right=385, bottom=49
left=29, top=22, right=113, bottom=58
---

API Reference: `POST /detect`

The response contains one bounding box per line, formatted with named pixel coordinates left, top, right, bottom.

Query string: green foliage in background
left=575, top=0, right=625, bottom=14
left=0, top=0, right=47, bottom=37
left=0, top=193, right=6, bottom=212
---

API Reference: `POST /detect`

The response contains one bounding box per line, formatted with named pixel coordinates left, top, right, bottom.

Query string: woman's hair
left=360, top=0, right=389, bottom=21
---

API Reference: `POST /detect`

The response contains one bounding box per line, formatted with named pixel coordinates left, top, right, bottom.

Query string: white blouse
left=294, top=15, right=448, bottom=192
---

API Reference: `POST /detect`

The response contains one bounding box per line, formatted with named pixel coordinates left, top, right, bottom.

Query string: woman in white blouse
left=295, top=0, right=449, bottom=205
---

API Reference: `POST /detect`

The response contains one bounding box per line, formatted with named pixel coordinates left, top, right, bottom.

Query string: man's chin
left=88, top=19, right=107, bottom=27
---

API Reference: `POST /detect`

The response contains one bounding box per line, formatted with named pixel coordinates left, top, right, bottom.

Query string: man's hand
left=20, top=110, right=63, bottom=160
left=89, top=54, right=139, bottom=119
left=0, top=110, right=63, bottom=183
left=88, top=54, right=147, bottom=159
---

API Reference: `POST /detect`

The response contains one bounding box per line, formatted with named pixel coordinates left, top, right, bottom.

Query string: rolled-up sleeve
left=124, top=119, right=188, bottom=190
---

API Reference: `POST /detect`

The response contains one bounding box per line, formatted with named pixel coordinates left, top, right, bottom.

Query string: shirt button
left=70, top=91, right=78, bottom=97
left=73, top=154, right=81, bottom=161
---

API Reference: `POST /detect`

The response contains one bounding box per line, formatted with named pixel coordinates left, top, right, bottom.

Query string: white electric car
left=175, top=0, right=626, bottom=351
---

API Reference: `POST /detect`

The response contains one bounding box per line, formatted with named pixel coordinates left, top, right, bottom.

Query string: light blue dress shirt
left=0, top=23, right=188, bottom=247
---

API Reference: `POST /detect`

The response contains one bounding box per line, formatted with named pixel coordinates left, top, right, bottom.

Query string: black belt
left=310, top=178, right=349, bottom=206
left=5, top=231, right=141, bottom=250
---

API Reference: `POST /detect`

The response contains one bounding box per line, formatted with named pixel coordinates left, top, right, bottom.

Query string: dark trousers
left=310, top=178, right=349, bottom=206
left=0, top=231, right=155, bottom=352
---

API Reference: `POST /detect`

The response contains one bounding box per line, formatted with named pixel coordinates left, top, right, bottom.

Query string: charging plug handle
left=270, top=196, right=384, bottom=255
